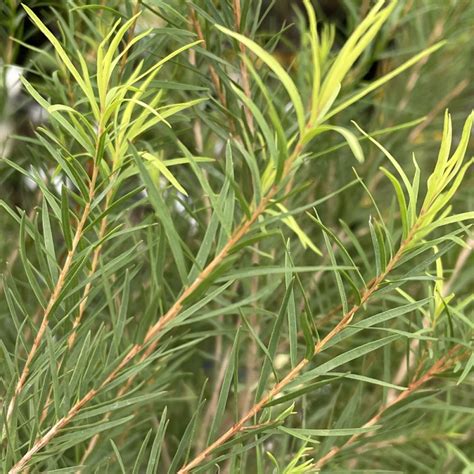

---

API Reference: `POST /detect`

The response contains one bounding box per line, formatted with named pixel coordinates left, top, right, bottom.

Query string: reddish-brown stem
left=386, top=237, right=473, bottom=404
left=9, top=343, right=142, bottom=474
left=178, top=359, right=308, bottom=474
left=80, top=8, right=258, bottom=458
left=67, top=193, right=113, bottom=348
left=5, top=155, right=100, bottom=428
left=78, top=198, right=270, bottom=465
left=38, top=192, right=114, bottom=426
left=178, top=224, right=422, bottom=472
left=313, top=346, right=464, bottom=469
left=189, top=8, right=227, bottom=109
left=10, top=129, right=306, bottom=472
left=8, top=189, right=276, bottom=473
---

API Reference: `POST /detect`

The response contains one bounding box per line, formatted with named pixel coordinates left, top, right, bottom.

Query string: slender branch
left=178, top=223, right=422, bottom=473
left=189, top=8, right=227, bottom=109
left=37, top=193, right=113, bottom=427
left=39, top=14, right=144, bottom=411
left=9, top=341, right=142, bottom=474
left=67, top=193, right=113, bottom=348
left=9, top=194, right=270, bottom=473
left=233, top=0, right=260, bottom=403
left=79, top=7, right=256, bottom=459
left=9, top=146, right=411, bottom=472
left=387, top=237, right=474, bottom=403
left=179, top=360, right=307, bottom=474
left=9, top=130, right=307, bottom=473
left=313, top=346, right=465, bottom=469
left=5, top=142, right=101, bottom=428
left=67, top=6, right=146, bottom=344
left=408, top=79, right=468, bottom=143
left=50, top=9, right=148, bottom=445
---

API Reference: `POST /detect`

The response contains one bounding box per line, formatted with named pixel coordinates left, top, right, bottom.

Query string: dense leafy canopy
left=0, top=0, right=472, bottom=472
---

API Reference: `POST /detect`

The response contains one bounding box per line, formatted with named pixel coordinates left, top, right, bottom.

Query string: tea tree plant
left=1, top=1, right=472, bottom=472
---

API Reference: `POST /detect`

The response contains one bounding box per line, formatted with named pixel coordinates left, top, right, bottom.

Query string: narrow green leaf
left=208, top=327, right=241, bottom=443
left=110, top=440, right=126, bottom=474
left=324, top=42, right=446, bottom=121
left=302, top=335, right=399, bottom=381
left=19, top=214, right=46, bottom=307
left=256, top=280, right=294, bottom=400
left=61, top=187, right=73, bottom=251
left=132, top=147, right=188, bottom=285
left=22, top=4, right=99, bottom=118
left=146, top=408, right=169, bottom=474
left=457, top=352, right=474, bottom=386
left=380, top=166, right=409, bottom=239
left=216, top=25, right=306, bottom=134
left=284, top=248, right=298, bottom=368
left=132, top=430, right=153, bottom=474
left=279, top=425, right=380, bottom=438
left=304, top=125, right=364, bottom=163
left=369, top=217, right=382, bottom=276
left=41, top=198, right=58, bottom=282
left=46, top=330, right=61, bottom=419
left=265, top=375, right=344, bottom=407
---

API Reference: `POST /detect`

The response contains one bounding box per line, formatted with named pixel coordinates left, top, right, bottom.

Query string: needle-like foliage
left=0, top=1, right=472, bottom=472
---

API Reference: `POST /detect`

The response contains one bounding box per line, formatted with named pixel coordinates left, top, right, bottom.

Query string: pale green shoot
left=22, top=4, right=99, bottom=120
left=216, top=25, right=306, bottom=135
left=302, top=0, right=320, bottom=125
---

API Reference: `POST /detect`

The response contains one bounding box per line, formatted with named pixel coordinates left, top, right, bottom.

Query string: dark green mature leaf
left=256, top=279, right=295, bottom=401
left=300, top=335, right=400, bottom=383
left=132, top=147, right=188, bottom=285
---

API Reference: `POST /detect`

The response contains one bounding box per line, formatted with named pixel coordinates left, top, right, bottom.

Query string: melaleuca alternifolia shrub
left=1, top=1, right=473, bottom=472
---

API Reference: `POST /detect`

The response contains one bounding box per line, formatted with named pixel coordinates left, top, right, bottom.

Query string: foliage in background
left=0, top=0, right=473, bottom=472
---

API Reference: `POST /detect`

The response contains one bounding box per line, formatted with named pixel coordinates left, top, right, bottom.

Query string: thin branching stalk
left=313, top=345, right=466, bottom=469
left=67, top=192, right=112, bottom=348
left=3, top=2, right=472, bottom=471
left=5, top=136, right=102, bottom=427
left=80, top=1, right=257, bottom=457
left=8, top=132, right=306, bottom=471
left=178, top=221, right=423, bottom=473
left=37, top=194, right=112, bottom=425
left=408, top=79, right=469, bottom=143
left=387, top=238, right=474, bottom=403
left=180, top=106, right=474, bottom=467
left=188, top=8, right=227, bottom=110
